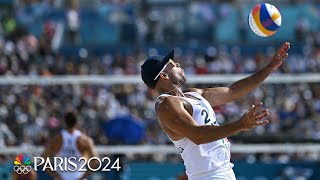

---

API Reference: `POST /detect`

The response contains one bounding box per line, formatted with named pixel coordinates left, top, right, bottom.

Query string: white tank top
left=56, top=129, right=85, bottom=180
left=158, top=92, right=234, bottom=178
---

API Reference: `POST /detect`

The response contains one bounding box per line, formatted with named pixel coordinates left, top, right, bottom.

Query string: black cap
left=141, top=49, right=174, bottom=89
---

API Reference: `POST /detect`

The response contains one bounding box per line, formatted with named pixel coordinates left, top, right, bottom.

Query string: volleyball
left=248, top=3, right=282, bottom=37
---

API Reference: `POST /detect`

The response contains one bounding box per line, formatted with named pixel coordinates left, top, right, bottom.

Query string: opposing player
left=42, top=112, right=98, bottom=180
left=141, top=42, right=290, bottom=179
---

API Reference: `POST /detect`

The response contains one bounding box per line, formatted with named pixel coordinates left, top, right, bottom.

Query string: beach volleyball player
left=141, top=42, right=290, bottom=179
left=42, top=112, right=98, bottom=180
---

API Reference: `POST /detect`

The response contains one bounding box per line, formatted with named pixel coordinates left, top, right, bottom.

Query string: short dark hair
left=64, top=112, right=77, bottom=129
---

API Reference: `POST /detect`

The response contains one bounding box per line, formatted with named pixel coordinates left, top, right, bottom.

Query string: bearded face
left=165, top=61, right=187, bottom=87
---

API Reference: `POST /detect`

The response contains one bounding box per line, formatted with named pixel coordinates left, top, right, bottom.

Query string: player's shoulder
left=155, top=95, right=181, bottom=110
left=77, top=134, right=94, bottom=151
left=78, top=133, right=93, bottom=145
left=183, top=88, right=203, bottom=95
left=75, top=134, right=93, bottom=153
left=155, top=94, right=191, bottom=118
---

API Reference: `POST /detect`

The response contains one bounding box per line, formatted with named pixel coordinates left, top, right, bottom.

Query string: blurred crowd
left=0, top=0, right=319, bottom=169
left=0, top=34, right=320, bottom=153
left=1, top=0, right=320, bottom=45
left=1, top=36, right=320, bottom=76
left=0, top=1, right=319, bottom=76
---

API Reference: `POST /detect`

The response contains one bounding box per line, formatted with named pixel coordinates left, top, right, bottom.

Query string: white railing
left=1, top=75, right=319, bottom=156
left=0, top=73, right=319, bottom=85
left=1, top=144, right=320, bottom=155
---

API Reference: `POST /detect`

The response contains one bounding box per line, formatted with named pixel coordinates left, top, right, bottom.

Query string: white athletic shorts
left=188, top=169, right=237, bottom=180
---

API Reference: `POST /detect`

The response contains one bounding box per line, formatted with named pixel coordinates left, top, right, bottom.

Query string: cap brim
left=161, top=49, right=174, bottom=66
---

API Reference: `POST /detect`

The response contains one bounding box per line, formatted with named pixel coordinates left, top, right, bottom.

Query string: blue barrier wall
left=2, top=161, right=319, bottom=180
left=125, top=162, right=320, bottom=180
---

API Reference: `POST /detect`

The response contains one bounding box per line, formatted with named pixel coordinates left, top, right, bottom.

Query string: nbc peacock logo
left=13, top=154, right=32, bottom=174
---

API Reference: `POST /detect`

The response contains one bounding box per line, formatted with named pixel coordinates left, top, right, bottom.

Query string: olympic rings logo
left=13, top=165, right=32, bottom=174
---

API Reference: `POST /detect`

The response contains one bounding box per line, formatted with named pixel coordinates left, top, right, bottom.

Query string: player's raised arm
left=191, top=42, right=290, bottom=107
left=156, top=96, right=269, bottom=145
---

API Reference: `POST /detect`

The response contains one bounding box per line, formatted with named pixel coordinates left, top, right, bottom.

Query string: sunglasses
left=154, top=59, right=175, bottom=80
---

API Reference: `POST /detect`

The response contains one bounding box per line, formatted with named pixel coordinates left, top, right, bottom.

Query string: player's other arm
left=156, top=97, right=269, bottom=145
left=41, top=135, right=62, bottom=180
left=78, top=136, right=99, bottom=180
left=190, top=42, right=290, bottom=107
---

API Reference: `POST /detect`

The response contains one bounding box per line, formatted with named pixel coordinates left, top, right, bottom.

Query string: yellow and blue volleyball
left=248, top=3, right=281, bottom=37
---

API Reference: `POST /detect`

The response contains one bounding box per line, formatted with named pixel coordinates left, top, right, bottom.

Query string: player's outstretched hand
left=268, top=42, right=290, bottom=71
left=239, top=102, right=270, bottom=131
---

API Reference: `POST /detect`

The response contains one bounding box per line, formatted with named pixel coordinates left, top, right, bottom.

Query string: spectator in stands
left=0, top=122, right=16, bottom=148
left=66, top=0, right=80, bottom=44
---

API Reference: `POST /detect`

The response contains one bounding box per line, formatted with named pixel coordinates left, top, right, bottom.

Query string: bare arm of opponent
left=78, top=136, right=99, bottom=180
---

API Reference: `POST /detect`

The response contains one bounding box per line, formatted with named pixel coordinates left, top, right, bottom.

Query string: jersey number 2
left=201, top=109, right=210, bottom=124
